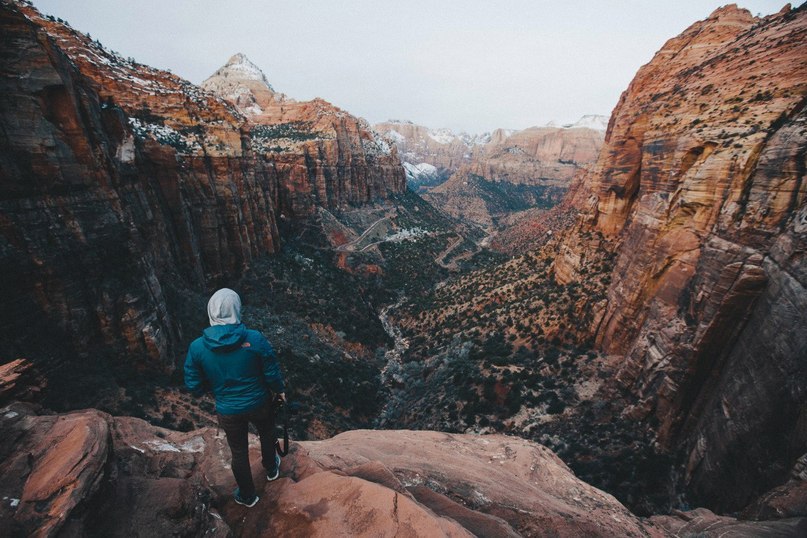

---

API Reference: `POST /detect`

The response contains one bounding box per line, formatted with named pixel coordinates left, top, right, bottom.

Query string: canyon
left=0, top=0, right=404, bottom=391
left=0, top=0, right=806, bottom=536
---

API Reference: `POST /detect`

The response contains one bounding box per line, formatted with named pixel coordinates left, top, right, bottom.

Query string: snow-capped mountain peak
left=211, top=53, right=275, bottom=91
left=565, top=114, right=609, bottom=131
left=428, top=128, right=457, bottom=145
left=544, top=115, right=608, bottom=131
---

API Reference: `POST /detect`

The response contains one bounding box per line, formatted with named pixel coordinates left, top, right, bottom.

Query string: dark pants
left=217, top=400, right=277, bottom=498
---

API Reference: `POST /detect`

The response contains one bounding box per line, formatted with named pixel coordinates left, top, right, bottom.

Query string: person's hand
left=278, top=392, right=286, bottom=402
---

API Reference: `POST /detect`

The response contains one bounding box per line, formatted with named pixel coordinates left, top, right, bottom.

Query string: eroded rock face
left=649, top=508, right=807, bottom=537
left=465, top=126, right=604, bottom=186
left=0, top=1, right=404, bottom=379
left=374, top=121, right=479, bottom=176
left=0, top=403, right=230, bottom=537
left=377, top=120, right=604, bottom=187
left=0, top=405, right=111, bottom=537
left=553, top=4, right=807, bottom=511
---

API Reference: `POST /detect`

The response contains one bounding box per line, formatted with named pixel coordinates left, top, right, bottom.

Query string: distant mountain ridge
left=377, top=116, right=606, bottom=185
left=376, top=117, right=604, bottom=230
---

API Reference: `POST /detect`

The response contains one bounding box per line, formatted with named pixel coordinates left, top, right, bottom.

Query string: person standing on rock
left=184, top=288, right=286, bottom=508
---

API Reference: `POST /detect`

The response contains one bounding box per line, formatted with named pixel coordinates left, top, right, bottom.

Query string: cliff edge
left=2, top=403, right=805, bottom=537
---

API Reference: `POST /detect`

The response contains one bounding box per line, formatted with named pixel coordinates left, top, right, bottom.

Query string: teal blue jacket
left=184, top=323, right=285, bottom=415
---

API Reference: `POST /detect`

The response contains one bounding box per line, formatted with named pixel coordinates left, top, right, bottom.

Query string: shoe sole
left=266, top=454, right=281, bottom=481
left=234, top=495, right=259, bottom=508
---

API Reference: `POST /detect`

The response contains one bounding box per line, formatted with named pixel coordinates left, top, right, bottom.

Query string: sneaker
left=266, top=454, right=281, bottom=481
left=233, top=488, right=259, bottom=508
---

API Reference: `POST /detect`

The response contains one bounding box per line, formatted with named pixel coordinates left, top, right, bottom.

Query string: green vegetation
left=251, top=121, right=321, bottom=141
left=468, top=174, right=566, bottom=215
left=244, top=246, right=393, bottom=347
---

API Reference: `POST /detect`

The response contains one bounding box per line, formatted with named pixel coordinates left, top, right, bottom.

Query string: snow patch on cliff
left=428, top=129, right=457, bottom=145
left=127, top=117, right=201, bottom=153
left=403, top=161, right=438, bottom=181
left=547, top=115, right=609, bottom=131
left=384, top=129, right=406, bottom=143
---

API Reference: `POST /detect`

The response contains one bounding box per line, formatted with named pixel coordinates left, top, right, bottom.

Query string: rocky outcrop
left=5, top=403, right=805, bottom=537
left=742, top=453, right=807, bottom=520
left=374, top=121, right=480, bottom=178
left=0, top=359, right=39, bottom=402
left=0, top=402, right=229, bottom=537
left=0, top=1, right=404, bottom=382
left=280, top=430, right=659, bottom=538
left=552, top=3, right=807, bottom=511
left=0, top=403, right=655, bottom=537
left=650, top=508, right=807, bottom=537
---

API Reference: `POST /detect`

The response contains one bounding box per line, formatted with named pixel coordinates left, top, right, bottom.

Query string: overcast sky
left=31, top=0, right=793, bottom=133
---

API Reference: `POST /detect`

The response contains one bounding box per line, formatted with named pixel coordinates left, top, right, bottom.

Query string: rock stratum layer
left=0, top=1, right=404, bottom=378
left=553, top=3, right=807, bottom=511
left=4, top=403, right=805, bottom=537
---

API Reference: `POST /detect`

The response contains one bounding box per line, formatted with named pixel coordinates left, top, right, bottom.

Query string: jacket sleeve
left=184, top=346, right=205, bottom=396
left=257, top=335, right=285, bottom=394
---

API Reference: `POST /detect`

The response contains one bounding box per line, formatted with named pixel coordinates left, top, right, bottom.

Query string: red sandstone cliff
left=553, top=3, right=807, bottom=511
left=0, top=1, right=404, bottom=377
left=202, top=53, right=405, bottom=217
left=374, top=121, right=478, bottom=176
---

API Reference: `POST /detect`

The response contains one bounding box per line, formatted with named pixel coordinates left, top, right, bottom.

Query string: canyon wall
left=555, top=3, right=807, bottom=511
left=464, top=124, right=604, bottom=186
left=374, top=120, right=480, bottom=177
left=202, top=53, right=405, bottom=218
left=0, top=1, right=404, bottom=378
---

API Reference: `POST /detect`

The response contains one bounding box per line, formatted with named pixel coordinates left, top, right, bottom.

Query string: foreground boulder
left=273, top=430, right=653, bottom=537
left=1, top=404, right=805, bottom=537
left=0, top=403, right=229, bottom=537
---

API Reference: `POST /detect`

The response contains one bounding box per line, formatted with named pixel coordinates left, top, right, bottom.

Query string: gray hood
left=207, top=288, right=242, bottom=326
